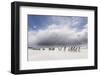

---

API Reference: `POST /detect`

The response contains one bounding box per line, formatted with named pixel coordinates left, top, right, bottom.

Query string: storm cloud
left=28, top=23, right=88, bottom=48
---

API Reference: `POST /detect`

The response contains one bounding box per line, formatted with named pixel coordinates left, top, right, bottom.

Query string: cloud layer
left=28, top=23, right=88, bottom=48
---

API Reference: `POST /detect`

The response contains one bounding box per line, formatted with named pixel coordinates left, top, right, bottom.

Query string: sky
left=28, top=15, right=87, bottom=31
left=28, top=15, right=88, bottom=48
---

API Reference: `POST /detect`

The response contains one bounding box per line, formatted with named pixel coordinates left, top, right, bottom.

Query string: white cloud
left=28, top=23, right=88, bottom=48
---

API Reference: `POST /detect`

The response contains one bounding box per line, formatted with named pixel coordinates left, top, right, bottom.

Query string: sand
left=27, top=47, right=88, bottom=61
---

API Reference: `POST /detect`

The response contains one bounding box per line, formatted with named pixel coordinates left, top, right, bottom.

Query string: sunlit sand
left=28, top=47, right=88, bottom=61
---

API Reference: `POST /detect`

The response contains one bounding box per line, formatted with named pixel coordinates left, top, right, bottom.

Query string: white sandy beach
left=27, top=47, right=88, bottom=61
